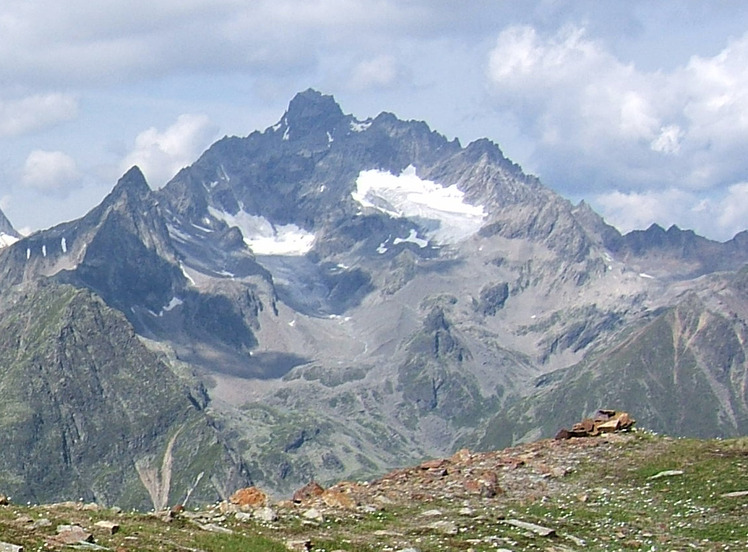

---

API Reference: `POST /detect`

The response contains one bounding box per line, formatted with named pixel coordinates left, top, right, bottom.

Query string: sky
left=2, top=1, right=748, bottom=241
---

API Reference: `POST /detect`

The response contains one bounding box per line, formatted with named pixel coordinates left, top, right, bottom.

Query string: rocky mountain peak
left=105, top=166, right=152, bottom=204
left=0, top=208, right=18, bottom=238
left=282, top=89, right=346, bottom=138
left=0, top=206, right=20, bottom=248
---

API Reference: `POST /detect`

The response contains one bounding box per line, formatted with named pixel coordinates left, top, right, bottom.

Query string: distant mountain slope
left=0, top=281, right=250, bottom=509
left=480, top=266, right=748, bottom=449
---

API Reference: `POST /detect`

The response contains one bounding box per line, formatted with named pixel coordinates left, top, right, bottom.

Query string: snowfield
left=208, top=206, right=315, bottom=256
left=353, top=166, right=486, bottom=244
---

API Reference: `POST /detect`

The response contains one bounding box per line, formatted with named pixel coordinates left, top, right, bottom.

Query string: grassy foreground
left=0, top=431, right=746, bottom=551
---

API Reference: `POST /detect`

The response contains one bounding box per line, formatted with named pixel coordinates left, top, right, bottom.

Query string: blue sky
left=2, top=1, right=748, bottom=241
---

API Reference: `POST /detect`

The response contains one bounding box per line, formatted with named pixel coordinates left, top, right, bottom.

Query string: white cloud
left=349, top=55, right=400, bottom=91
left=22, top=150, right=81, bottom=193
left=121, top=114, right=218, bottom=187
left=716, top=183, right=748, bottom=236
left=650, top=124, right=684, bottom=155
left=0, top=0, right=433, bottom=86
left=484, top=24, right=748, bottom=240
left=593, top=185, right=748, bottom=241
left=487, top=25, right=668, bottom=153
left=0, top=94, right=78, bottom=137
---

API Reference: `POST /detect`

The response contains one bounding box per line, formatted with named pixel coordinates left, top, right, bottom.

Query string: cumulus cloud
left=0, top=0, right=433, bottom=86
left=0, top=94, right=78, bottom=137
left=485, top=24, right=748, bottom=238
left=120, top=114, right=218, bottom=187
left=487, top=25, right=671, bottom=159
left=593, top=185, right=748, bottom=241
left=22, top=150, right=81, bottom=193
left=348, top=55, right=400, bottom=91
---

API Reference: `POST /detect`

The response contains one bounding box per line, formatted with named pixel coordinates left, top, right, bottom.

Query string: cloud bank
left=0, top=1, right=746, bottom=242
left=120, top=114, right=218, bottom=188
left=486, top=24, right=748, bottom=239
left=22, top=150, right=81, bottom=193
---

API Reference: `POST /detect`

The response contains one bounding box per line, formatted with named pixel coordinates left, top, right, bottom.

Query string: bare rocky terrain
left=1, top=426, right=746, bottom=551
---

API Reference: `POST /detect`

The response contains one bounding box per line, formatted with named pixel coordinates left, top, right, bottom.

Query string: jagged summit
left=0, top=207, right=18, bottom=237
left=285, top=88, right=346, bottom=128
left=0, top=206, right=20, bottom=248
left=101, top=165, right=152, bottom=206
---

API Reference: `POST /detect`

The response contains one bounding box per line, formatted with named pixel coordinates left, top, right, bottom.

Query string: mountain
left=0, top=281, right=250, bottom=510
left=0, top=206, right=20, bottom=248
left=480, top=266, right=748, bottom=449
left=0, top=89, right=746, bottom=504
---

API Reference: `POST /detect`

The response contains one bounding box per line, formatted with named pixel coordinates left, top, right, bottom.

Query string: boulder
left=292, top=481, right=325, bottom=503
left=229, top=487, right=268, bottom=509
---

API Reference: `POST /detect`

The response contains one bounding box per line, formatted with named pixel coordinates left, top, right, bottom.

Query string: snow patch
left=319, top=185, right=326, bottom=193
left=42, top=244, right=47, bottom=257
left=639, top=273, right=655, bottom=279
left=393, top=229, right=429, bottom=248
left=350, top=119, right=372, bottom=133
left=377, top=241, right=388, bottom=254
left=282, top=126, right=290, bottom=141
left=161, top=297, right=183, bottom=315
left=208, top=207, right=315, bottom=255
left=179, top=261, right=196, bottom=285
left=326, top=131, right=333, bottom=143
left=0, top=233, right=19, bottom=248
left=218, top=164, right=230, bottom=182
left=61, top=237, right=67, bottom=253
left=353, top=166, right=486, bottom=244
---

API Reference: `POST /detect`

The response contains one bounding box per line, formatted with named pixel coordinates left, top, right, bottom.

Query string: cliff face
left=0, top=281, right=249, bottom=510
left=480, top=268, right=748, bottom=449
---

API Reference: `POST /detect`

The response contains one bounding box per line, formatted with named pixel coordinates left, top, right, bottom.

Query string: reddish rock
left=556, top=410, right=635, bottom=439
left=293, top=481, right=325, bottom=503
left=464, top=470, right=502, bottom=498
left=554, top=428, right=572, bottom=440
left=94, top=520, right=120, bottom=535
left=321, top=489, right=356, bottom=510
left=229, top=487, right=268, bottom=509
left=451, top=448, right=472, bottom=463
left=420, top=458, right=448, bottom=470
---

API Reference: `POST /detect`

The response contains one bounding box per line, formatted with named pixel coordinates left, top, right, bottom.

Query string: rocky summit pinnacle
left=0, top=90, right=745, bottom=506
left=104, top=165, right=152, bottom=203
left=285, top=88, right=346, bottom=128
left=0, top=208, right=18, bottom=239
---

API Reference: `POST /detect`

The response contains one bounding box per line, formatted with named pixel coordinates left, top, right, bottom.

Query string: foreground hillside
left=1, top=430, right=746, bottom=551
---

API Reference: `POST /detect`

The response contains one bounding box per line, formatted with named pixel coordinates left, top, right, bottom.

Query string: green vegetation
left=0, top=432, right=745, bottom=551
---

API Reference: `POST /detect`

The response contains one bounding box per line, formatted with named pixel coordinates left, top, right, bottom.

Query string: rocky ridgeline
left=1, top=424, right=747, bottom=551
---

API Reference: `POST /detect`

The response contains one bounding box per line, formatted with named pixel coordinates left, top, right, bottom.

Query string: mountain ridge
left=0, top=89, right=745, bottom=505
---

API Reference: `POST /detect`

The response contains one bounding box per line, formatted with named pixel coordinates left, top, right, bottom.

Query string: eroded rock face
left=0, top=282, right=250, bottom=510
